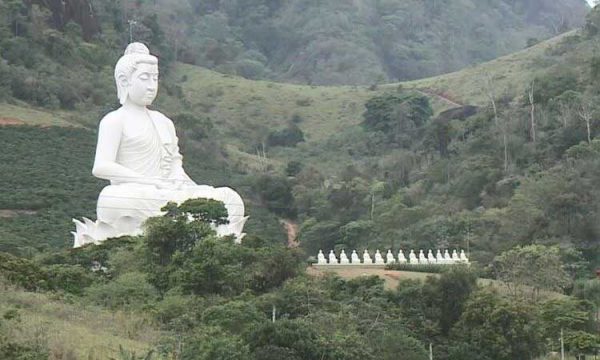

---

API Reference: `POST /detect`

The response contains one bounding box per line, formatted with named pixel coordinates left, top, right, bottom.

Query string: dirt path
left=281, top=219, right=299, bottom=247
left=415, top=89, right=463, bottom=108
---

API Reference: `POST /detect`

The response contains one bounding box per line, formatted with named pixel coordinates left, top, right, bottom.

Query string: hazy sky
left=588, top=0, right=596, bottom=7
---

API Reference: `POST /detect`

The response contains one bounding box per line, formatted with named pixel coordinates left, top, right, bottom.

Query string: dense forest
left=1, top=0, right=600, bottom=358
left=0, top=0, right=590, bottom=87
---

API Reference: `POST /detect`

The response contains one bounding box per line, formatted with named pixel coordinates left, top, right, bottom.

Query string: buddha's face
left=127, top=62, right=159, bottom=106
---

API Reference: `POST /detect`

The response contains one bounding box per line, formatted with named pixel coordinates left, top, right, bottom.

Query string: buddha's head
left=114, top=43, right=159, bottom=106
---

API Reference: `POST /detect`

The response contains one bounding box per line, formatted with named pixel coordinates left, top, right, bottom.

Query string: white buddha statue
left=386, top=250, right=395, bottom=264
left=409, top=250, right=418, bottom=264
left=418, top=250, right=427, bottom=264
left=436, top=249, right=444, bottom=264
left=397, top=250, right=407, bottom=263
left=339, top=250, right=350, bottom=265
left=427, top=250, right=436, bottom=264
left=351, top=250, right=360, bottom=264
left=328, top=250, right=338, bottom=264
left=374, top=249, right=385, bottom=265
left=73, top=43, right=247, bottom=247
left=317, top=250, right=327, bottom=265
left=363, top=250, right=373, bottom=264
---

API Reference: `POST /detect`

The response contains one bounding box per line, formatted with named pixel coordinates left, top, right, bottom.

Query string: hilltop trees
left=493, top=245, right=571, bottom=299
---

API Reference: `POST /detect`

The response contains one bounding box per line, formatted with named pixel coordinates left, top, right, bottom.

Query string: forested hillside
left=131, top=0, right=590, bottom=84
left=0, top=0, right=590, bottom=88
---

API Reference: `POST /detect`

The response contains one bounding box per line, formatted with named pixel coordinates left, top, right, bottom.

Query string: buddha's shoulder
left=148, top=110, right=174, bottom=125
left=98, top=110, right=126, bottom=127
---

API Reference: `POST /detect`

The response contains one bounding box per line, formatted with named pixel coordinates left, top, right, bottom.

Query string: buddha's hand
left=153, top=179, right=180, bottom=190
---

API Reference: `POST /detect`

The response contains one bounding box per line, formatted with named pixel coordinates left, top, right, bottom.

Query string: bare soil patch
left=307, top=266, right=433, bottom=290
left=281, top=219, right=299, bottom=247
left=0, top=117, right=25, bottom=125
left=0, top=209, right=38, bottom=218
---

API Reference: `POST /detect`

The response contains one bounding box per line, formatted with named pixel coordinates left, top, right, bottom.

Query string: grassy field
left=0, top=279, right=160, bottom=359
left=398, top=30, right=579, bottom=106
left=172, top=63, right=376, bottom=144
left=0, top=103, right=79, bottom=127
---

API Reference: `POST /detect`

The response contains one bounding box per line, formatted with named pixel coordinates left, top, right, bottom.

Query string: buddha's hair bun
left=124, top=42, right=150, bottom=56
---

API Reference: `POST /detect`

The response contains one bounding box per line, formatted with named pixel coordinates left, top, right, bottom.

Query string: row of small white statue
left=316, top=249, right=469, bottom=265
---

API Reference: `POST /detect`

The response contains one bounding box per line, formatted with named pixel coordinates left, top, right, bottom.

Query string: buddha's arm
left=164, top=116, right=194, bottom=184
left=92, top=115, right=161, bottom=186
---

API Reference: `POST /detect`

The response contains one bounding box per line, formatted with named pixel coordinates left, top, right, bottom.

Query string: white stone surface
left=73, top=43, right=246, bottom=247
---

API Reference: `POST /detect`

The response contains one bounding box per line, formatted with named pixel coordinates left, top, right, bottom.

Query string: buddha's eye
left=138, top=73, right=150, bottom=80
left=153, top=75, right=159, bottom=81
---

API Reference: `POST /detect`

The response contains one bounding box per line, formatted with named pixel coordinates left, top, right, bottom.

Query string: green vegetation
left=2, top=205, right=598, bottom=359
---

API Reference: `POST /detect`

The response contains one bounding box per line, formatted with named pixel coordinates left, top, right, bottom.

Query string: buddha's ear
left=117, top=74, right=129, bottom=105
left=117, top=74, right=129, bottom=89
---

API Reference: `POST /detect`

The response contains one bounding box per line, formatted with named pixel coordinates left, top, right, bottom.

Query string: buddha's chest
left=121, top=118, right=155, bottom=139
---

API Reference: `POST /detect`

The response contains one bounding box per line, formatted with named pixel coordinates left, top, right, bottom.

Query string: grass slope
left=0, top=280, right=159, bottom=358
left=400, top=30, right=580, bottom=106
left=173, top=63, right=375, bottom=144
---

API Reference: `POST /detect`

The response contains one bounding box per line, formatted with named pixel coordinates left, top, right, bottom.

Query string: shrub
left=267, top=124, right=305, bottom=147
left=385, top=263, right=449, bottom=273
left=84, top=272, right=158, bottom=309
left=0, top=252, right=48, bottom=291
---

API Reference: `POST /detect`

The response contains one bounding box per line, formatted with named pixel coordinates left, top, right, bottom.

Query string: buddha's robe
left=96, top=110, right=245, bottom=238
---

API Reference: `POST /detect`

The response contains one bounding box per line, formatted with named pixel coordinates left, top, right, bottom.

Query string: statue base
left=72, top=216, right=249, bottom=248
